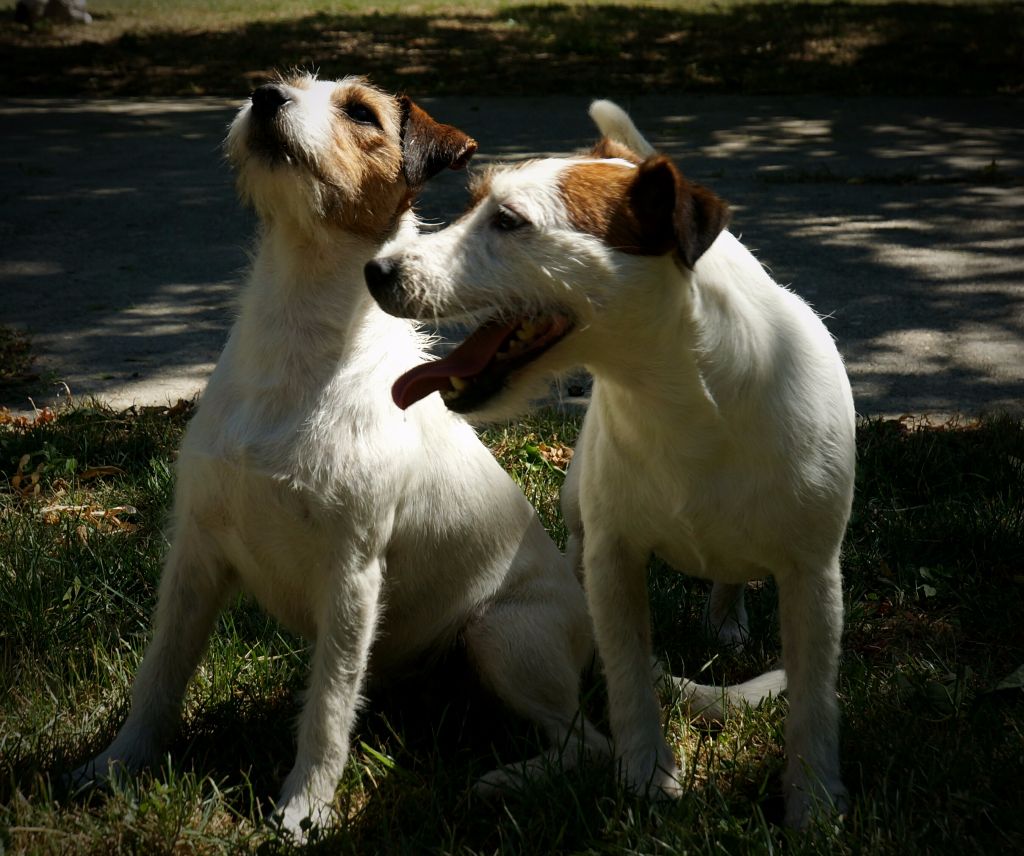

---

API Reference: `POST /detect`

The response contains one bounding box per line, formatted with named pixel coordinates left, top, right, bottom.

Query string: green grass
left=1, top=404, right=1023, bottom=853
left=2, top=1, right=1021, bottom=97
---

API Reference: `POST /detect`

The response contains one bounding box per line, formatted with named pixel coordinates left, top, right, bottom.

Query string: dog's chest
left=630, top=482, right=760, bottom=582
left=187, top=459, right=364, bottom=634
left=580, top=423, right=769, bottom=583
left=179, top=410, right=404, bottom=637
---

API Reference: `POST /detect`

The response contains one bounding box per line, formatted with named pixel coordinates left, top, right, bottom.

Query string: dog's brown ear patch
left=400, top=96, right=478, bottom=187
left=560, top=157, right=729, bottom=266
left=629, top=155, right=730, bottom=268
left=559, top=162, right=639, bottom=250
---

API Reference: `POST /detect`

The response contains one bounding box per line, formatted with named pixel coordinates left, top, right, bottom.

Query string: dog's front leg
left=275, top=555, right=382, bottom=840
left=776, top=560, right=847, bottom=827
left=584, top=533, right=681, bottom=798
left=70, top=523, right=233, bottom=787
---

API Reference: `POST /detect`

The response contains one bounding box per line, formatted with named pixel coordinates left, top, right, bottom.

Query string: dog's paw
left=784, top=777, right=849, bottom=829
left=473, top=763, right=527, bottom=800
left=619, top=745, right=683, bottom=800
left=64, top=725, right=163, bottom=795
left=703, top=584, right=749, bottom=651
left=271, top=795, right=334, bottom=843
left=472, top=751, right=569, bottom=799
left=64, top=752, right=137, bottom=795
left=711, top=616, right=749, bottom=650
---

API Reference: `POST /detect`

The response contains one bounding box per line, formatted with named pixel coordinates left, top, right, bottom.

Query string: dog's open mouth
left=392, top=314, right=573, bottom=412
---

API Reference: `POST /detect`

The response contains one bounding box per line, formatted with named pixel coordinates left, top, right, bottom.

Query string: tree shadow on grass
left=1, top=3, right=1021, bottom=99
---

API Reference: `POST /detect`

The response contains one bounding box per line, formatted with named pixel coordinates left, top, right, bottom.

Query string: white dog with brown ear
left=366, top=101, right=855, bottom=828
left=70, top=75, right=608, bottom=838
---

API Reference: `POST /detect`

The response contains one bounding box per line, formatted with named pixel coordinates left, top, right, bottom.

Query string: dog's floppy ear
left=399, top=96, right=478, bottom=187
left=629, top=155, right=729, bottom=269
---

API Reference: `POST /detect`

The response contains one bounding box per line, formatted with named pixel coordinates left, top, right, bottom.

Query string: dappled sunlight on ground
left=1, top=94, right=1021, bottom=416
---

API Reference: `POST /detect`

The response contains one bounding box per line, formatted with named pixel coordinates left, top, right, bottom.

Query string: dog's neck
left=253, top=222, right=374, bottom=301
left=582, top=259, right=719, bottom=423
left=570, top=258, right=733, bottom=462
left=234, top=220, right=409, bottom=393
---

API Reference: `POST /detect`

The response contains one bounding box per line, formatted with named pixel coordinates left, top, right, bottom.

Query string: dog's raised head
left=366, top=119, right=729, bottom=419
left=226, top=73, right=477, bottom=240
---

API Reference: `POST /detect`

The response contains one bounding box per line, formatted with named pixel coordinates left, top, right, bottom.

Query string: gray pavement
left=2, top=95, right=1022, bottom=417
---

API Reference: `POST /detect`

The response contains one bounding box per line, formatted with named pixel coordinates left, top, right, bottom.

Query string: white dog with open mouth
left=71, top=75, right=610, bottom=838
left=365, top=101, right=856, bottom=828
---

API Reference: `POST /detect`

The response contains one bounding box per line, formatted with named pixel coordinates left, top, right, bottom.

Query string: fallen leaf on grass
left=0, top=406, right=56, bottom=429
left=521, top=440, right=574, bottom=473
left=536, top=441, right=574, bottom=469
left=38, top=503, right=139, bottom=534
left=10, top=453, right=44, bottom=498
left=132, top=397, right=195, bottom=418
left=79, top=465, right=126, bottom=481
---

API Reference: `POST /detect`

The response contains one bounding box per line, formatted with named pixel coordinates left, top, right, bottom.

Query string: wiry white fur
left=225, top=77, right=360, bottom=233
left=72, top=78, right=603, bottom=840
left=370, top=102, right=856, bottom=828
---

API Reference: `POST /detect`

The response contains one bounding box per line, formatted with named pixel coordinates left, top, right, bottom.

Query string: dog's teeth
left=449, top=376, right=467, bottom=391
left=496, top=342, right=518, bottom=360
left=517, top=321, right=537, bottom=340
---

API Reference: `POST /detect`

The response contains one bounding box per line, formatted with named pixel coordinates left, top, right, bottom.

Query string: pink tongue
left=392, top=319, right=519, bottom=410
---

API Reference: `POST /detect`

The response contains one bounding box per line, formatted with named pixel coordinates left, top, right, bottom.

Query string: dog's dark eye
left=344, top=102, right=382, bottom=129
left=493, top=206, right=527, bottom=232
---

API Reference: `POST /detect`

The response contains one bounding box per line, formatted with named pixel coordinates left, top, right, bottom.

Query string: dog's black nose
left=364, top=257, right=402, bottom=312
left=251, top=84, right=290, bottom=119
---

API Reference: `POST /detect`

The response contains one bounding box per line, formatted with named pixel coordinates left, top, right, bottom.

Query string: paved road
left=2, top=95, right=1021, bottom=417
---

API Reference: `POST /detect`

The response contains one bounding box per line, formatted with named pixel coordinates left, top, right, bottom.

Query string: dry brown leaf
left=536, top=441, right=574, bottom=469
left=10, top=454, right=44, bottom=498
left=0, top=406, right=56, bottom=430
left=38, top=503, right=139, bottom=534
left=79, top=466, right=126, bottom=481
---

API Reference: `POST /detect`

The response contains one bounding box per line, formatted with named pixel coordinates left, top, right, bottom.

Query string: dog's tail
left=657, top=665, right=788, bottom=722
left=588, top=100, right=656, bottom=158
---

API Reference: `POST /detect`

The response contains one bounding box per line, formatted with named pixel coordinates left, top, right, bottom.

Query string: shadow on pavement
left=1, top=94, right=1021, bottom=415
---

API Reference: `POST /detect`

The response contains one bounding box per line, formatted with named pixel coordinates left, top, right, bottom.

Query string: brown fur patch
left=559, top=158, right=729, bottom=265
left=467, top=169, right=494, bottom=209
left=318, top=81, right=408, bottom=239
left=399, top=97, right=477, bottom=187
left=558, top=162, right=651, bottom=254
left=589, top=137, right=643, bottom=165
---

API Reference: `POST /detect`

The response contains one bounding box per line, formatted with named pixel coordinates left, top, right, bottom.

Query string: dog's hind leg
left=704, top=581, right=749, bottom=648
left=776, top=557, right=848, bottom=828
left=465, top=536, right=609, bottom=794
left=70, top=519, right=233, bottom=787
